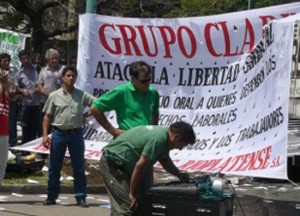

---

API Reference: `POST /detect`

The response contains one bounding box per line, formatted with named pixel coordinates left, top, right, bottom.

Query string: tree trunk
left=31, top=22, right=44, bottom=54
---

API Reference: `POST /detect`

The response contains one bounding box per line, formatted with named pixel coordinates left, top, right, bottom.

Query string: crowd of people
left=0, top=50, right=196, bottom=215
left=0, top=49, right=75, bottom=148
left=0, top=48, right=74, bottom=187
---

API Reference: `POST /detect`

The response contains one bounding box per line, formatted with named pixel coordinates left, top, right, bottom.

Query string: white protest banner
left=0, top=28, right=28, bottom=68
left=10, top=123, right=107, bottom=160
left=76, top=3, right=300, bottom=179
left=12, top=3, right=300, bottom=179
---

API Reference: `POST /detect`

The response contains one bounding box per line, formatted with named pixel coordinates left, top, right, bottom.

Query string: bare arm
left=159, top=156, right=189, bottom=182
left=83, top=110, right=92, bottom=118
left=36, top=84, right=49, bottom=97
left=83, top=110, right=93, bottom=125
left=83, top=95, right=97, bottom=123
left=42, top=113, right=52, bottom=149
left=151, top=113, right=159, bottom=125
left=16, top=87, right=29, bottom=96
left=90, top=106, right=124, bottom=137
left=0, top=82, right=4, bottom=95
left=129, top=155, right=151, bottom=210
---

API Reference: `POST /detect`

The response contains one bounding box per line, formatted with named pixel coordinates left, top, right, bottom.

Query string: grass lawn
left=4, top=170, right=54, bottom=185
left=3, top=158, right=103, bottom=186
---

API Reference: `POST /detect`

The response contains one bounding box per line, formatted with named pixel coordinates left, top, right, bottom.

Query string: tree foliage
left=98, top=0, right=180, bottom=18
left=0, top=0, right=83, bottom=54
left=164, top=0, right=298, bottom=17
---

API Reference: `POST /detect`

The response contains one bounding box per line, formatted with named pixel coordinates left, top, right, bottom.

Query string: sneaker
left=43, top=198, right=56, bottom=205
left=76, top=197, right=89, bottom=208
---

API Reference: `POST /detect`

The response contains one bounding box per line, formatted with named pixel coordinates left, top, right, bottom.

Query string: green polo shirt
left=92, top=82, right=159, bottom=130
left=43, top=87, right=95, bottom=130
left=103, top=125, right=169, bottom=174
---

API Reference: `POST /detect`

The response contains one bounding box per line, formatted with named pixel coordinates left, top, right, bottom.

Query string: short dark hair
left=129, top=61, right=152, bottom=78
left=69, top=55, right=77, bottom=64
left=18, top=50, right=30, bottom=60
left=169, top=121, right=196, bottom=145
left=0, top=53, right=11, bottom=61
left=32, top=53, right=42, bottom=61
left=33, top=53, right=41, bottom=58
left=61, top=65, right=77, bottom=77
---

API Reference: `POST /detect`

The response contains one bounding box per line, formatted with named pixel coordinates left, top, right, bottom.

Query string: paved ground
left=3, top=151, right=300, bottom=215
left=1, top=180, right=300, bottom=216
left=0, top=193, right=110, bottom=216
left=229, top=181, right=300, bottom=215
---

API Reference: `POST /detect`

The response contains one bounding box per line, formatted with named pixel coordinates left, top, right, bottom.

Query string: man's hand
left=129, top=193, right=137, bottom=212
left=177, top=171, right=190, bottom=182
left=21, top=88, right=29, bottom=96
left=111, top=128, right=124, bottom=138
left=90, top=107, right=124, bottom=137
left=43, top=136, right=52, bottom=149
left=129, top=155, right=150, bottom=214
left=159, top=156, right=190, bottom=182
left=129, top=193, right=142, bottom=215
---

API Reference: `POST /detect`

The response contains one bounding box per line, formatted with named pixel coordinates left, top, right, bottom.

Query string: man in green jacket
left=100, top=121, right=196, bottom=216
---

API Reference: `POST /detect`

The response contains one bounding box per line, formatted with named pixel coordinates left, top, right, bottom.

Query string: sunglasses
left=137, top=77, right=151, bottom=84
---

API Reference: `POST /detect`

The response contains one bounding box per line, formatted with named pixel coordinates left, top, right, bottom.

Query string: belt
left=103, top=152, right=126, bottom=171
left=52, top=126, right=82, bottom=134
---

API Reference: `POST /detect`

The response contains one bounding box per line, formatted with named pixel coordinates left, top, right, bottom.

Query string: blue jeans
left=9, top=101, right=18, bottom=147
left=47, top=128, right=86, bottom=199
left=20, top=105, right=42, bottom=144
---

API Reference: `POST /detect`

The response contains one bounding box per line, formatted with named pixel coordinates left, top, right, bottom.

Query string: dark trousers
left=9, top=101, right=18, bottom=147
left=99, top=155, right=152, bottom=216
left=20, top=105, right=42, bottom=144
